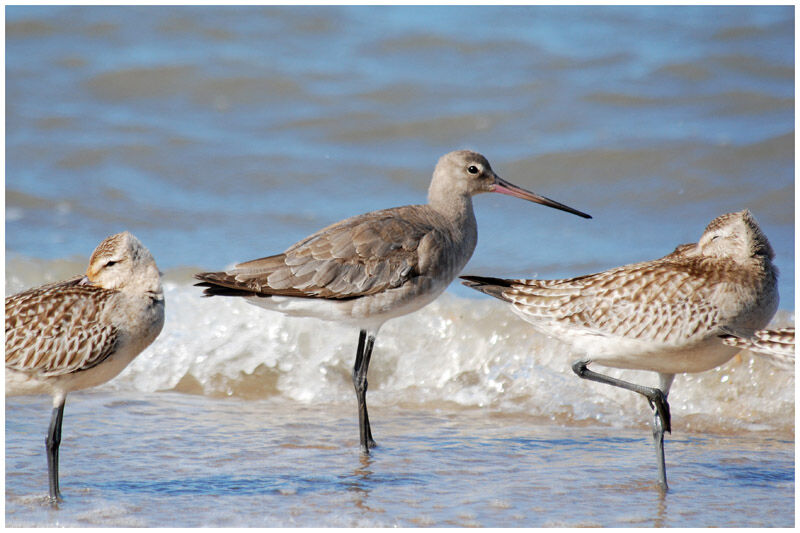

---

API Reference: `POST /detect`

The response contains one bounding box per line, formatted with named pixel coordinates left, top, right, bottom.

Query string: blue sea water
left=5, top=5, right=795, bottom=527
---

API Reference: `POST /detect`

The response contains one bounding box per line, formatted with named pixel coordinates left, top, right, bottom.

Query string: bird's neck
left=428, top=187, right=476, bottom=227
left=426, top=189, right=478, bottom=259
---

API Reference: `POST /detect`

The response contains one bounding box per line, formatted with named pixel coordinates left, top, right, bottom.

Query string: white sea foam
left=98, top=282, right=795, bottom=436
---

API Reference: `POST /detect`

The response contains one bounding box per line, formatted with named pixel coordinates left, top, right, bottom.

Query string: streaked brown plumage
left=7, top=283, right=119, bottom=377
left=461, top=210, right=778, bottom=490
left=196, top=150, right=591, bottom=453
left=721, top=327, right=795, bottom=370
left=6, top=231, right=164, bottom=503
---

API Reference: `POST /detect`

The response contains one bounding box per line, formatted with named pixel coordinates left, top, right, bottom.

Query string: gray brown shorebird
left=195, top=150, right=591, bottom=453
left=461, top=210, right=778, bottom=490
left=6, top=232, right=165, bottom=503
left=721, top=327, right=794, bottom=370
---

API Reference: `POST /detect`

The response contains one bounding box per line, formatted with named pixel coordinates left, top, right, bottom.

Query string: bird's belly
left=62, top=346, right=144, bottom=391
left=530, top=322, right=740, bottom=374
left=245, top=275, right=449, bottom=329
left=589, top=337, right=740, bottom=374
left=5, top=369, right=54, bottom=397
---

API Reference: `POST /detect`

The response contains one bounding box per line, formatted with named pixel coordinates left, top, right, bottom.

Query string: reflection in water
left=346, top=454, right=376, bottom=514
left=653, top=489, right=667, bottom=528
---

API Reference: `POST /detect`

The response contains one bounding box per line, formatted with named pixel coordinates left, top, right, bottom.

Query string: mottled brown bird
left=6, top=232, right=165, bottom=503
left=462, top=210, right=778, bottom=490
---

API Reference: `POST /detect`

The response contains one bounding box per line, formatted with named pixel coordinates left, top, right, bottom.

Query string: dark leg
left=652, top=409, right=668, bottom=491
left=572, top=361, right=671, bottom=432
left=46, top=398, right=66, bottom=503
left=572, top=361, right=672, bottom=491
left=353, top=329, right=378, bottom=454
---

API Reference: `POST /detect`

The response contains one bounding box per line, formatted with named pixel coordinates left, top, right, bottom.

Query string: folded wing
left=196, top=206, right=447, bottom=300
left=6, top=285, right=119, bottom=376
left=463, top=255, right=734, bottom=345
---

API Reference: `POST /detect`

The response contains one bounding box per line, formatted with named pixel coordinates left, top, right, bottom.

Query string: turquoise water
left=5, top=5, right=795, bottom=527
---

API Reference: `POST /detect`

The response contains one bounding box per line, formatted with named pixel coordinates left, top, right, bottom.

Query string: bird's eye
left=105, top=260, right=119, bottom=268
left=467, top=165, right=479, bottom=174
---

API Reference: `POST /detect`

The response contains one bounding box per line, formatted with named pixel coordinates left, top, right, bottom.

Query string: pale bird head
left=698, top=210, right=774, bottom=263
left=428, top=150, right=591, bottom=219
left=83, top=231, right=162, bottom=294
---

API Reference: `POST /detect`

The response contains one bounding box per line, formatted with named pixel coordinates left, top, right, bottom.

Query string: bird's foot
left=647, top=390, right=671, bottom=433
left=359, top=438, right=378, bottom=455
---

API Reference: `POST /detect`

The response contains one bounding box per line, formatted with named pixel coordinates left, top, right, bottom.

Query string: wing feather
left=721, top=327, right=795, bottom=362
left=196, top=206, right=449, bottom=300
left=6, top=284, right=119, bottom=376
left=505, top=261, right=727, bottom=343
left=465, top=248, right=746, bottom=345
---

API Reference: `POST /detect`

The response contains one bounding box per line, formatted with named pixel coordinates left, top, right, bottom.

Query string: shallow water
left=5, top=392, right=795, bottom=527
left=5, top=5, right=795, bottom=528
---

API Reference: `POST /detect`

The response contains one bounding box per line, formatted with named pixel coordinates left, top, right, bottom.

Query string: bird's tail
left=459, top=275, right=514, bottom=302
left=194, top=272, right=259, bottom=298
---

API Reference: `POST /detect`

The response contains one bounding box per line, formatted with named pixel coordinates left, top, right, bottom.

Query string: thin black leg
left=353, top=329, right=377, bottom=454
left=46, top=398, right=66, bottom=503
left=572, top=361, right=672, bottom=491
